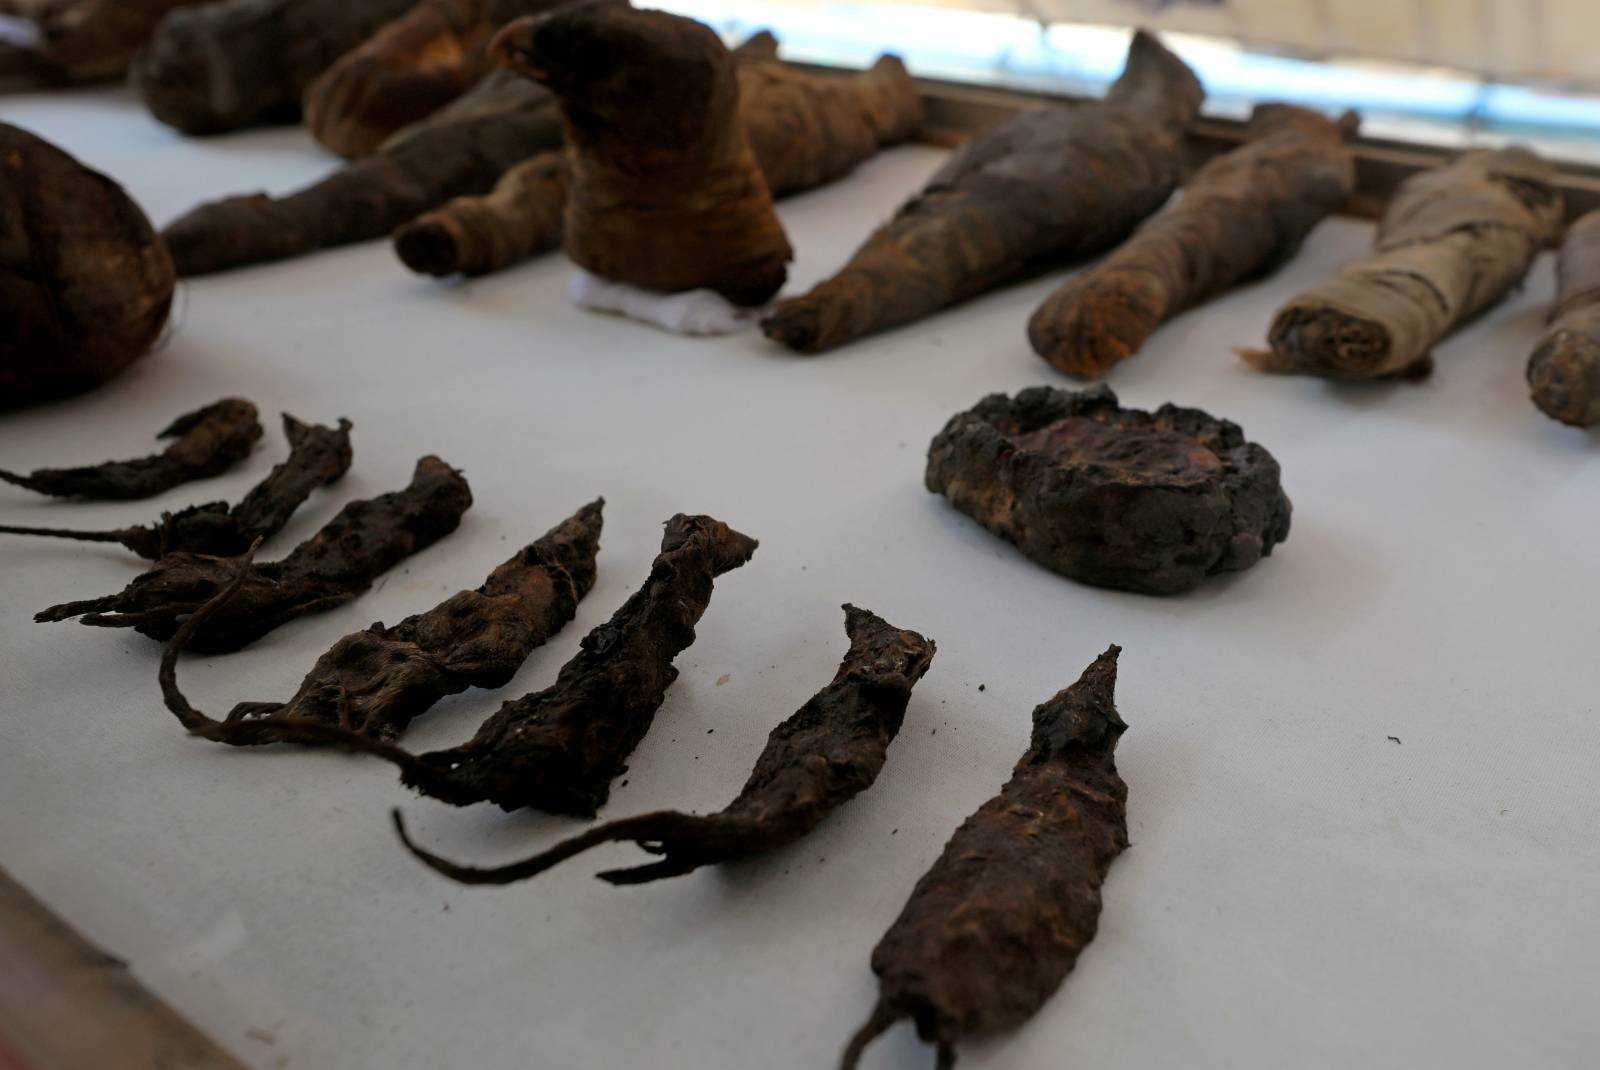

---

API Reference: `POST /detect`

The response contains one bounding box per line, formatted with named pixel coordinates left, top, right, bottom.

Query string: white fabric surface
left=2, top=89, right=1598, bottom=1070
left=567, top=269, right=765, bottom=335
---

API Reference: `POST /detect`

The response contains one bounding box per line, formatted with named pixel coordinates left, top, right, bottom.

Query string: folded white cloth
left=568, top=269, right=764, bottom=336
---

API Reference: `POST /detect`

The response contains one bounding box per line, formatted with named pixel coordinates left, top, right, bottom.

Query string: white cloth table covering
left=1, top=90, right=1597, bottom=1070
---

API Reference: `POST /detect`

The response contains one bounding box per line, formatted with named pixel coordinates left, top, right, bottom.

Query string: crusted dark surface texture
left=761, top=31, right=1201, bottom=354
left=926, top=386, right=1290, bottom=595
left=162, top=513, right=755, bottom=818
left=0, top=123, right=176, bottom=409
left=1, top=398, right=260, bottom=500
left=1528, top=210, right=1600, bottom=427
left=40, top=456, right=471, bottom=652
left=387, top=513, right=755, bottom=815
left=1030, top=104, right=1357, bottom=378
left=0, top=414, right=352, bottom=558
left=395, top=603, right=935, bottom=886
left=216, top=499, right=603, bottom=741
left=843, top=647, right=1129, bottom=1070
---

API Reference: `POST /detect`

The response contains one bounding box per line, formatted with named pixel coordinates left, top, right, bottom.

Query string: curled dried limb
left=0, top=414, right=352, bottom=558
left=1, top=399, right=260, bottom=500
left=842, top=647, right=1129, bottom=1070
left=163, top=513, right=756, bottom=818
left=395, top=604, right=935, bottom=885
left=42, top=456, right=473, bottom=653
left=224, top=499, right=603, bottom=741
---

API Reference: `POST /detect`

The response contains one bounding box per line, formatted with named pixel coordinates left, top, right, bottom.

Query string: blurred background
left=659, top=0, right=1600, bottom=163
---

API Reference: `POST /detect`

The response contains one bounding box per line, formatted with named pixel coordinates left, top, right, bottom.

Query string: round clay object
left=925, top=385, right=1291, bottom=595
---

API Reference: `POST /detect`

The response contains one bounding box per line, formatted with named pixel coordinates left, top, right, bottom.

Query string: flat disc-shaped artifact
left=926, top=386, right=1290, bottom=595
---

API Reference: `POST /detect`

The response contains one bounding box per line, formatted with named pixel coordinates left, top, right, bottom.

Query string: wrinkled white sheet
left=568, top=269, right=765, bottom=336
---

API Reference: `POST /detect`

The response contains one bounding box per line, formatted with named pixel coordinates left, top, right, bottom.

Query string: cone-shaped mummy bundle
left=0, top=414, right=351, bottom=558
left=394, top=150, right=569, bottom=277
left=40, top=456, right=473, bottom=653
left=1528, top=210, right=1600, bottom=427
left=0, top=0, right=212, bottom=86
left=1, top=123, right=176, bottom=409
left=842, top=647, right=1129, bottom=1070
left=1, top=399, right=260, bottom=500
left=1244, top=147, right=1564, bottom=380
left=762, top=30, right=1203, bottom=354
left=494, top=2, right=793, bottom=306
left=395, top=47, right=922, bottom=278
left=303, top=0, right=571, bottom=158
left=1030, top=104, right=1358, bottom=378
left=161, top=65, right=559, bottom=275
left=161, top=513, right=757, bottom=818
left=395, top=604, right=935, bottom=886
left=161, top=500, right=601, bottom=745
left=132, top=0, right=419, bottom=135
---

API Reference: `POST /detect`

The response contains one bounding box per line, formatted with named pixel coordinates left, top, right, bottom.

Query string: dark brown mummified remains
left=39, top=456, right=472, bottom=653
left=0, top=414, right=352, bottom=558
left=1, top=122, right=176, bottom=409
left=131, top=0, right=420, bottom=135
left=1243, top=147, right=1564, bottom=380
left=393, top=150, right=569, bottom=277
left=842, top=646, right=1128, bottom=1070
left=1, top=399, right=261, bottom=500
left=762, top=30, right=1202, bottom=354
left=926, top=386, right=1290, bottom=595
left=161, top=499, right=602, bottom=743
left=1528, top=210, right=1600, bottom=427
left=161, top=513, right=756, bottom=817
left=0, top=0, right=214, bottom=87
left=392, top=43, right=922, bottom=279
left=303, top=0, right=571, bottom=158
left=161, top=68, right=560, bottom=276
left=1030, top=104, right=1358, bottom=378
left=495, top=3, right=794, bottom=306
left=394, top=604, right=935, bottom=886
